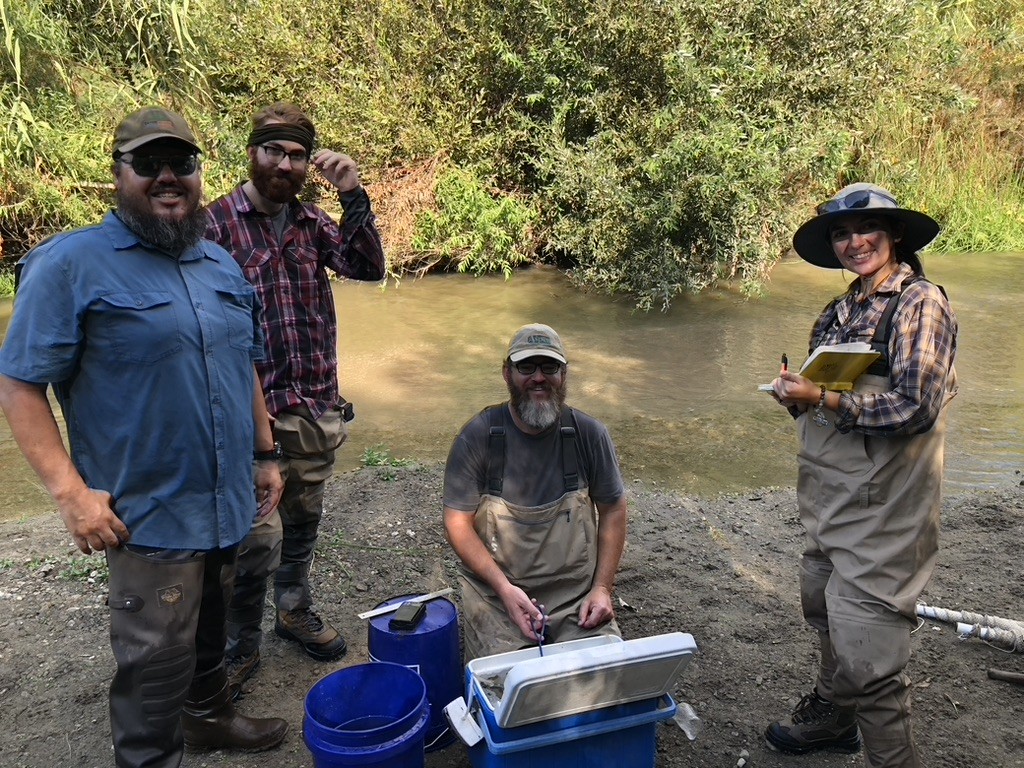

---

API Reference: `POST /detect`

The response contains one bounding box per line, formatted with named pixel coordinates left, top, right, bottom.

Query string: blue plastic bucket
left=303, top=662, right=430, bottom=767
left=368, top=595, right=461, bottom=751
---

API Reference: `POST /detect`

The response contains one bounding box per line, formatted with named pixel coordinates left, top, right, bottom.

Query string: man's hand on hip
left=58, top=488, right=128, bottom=554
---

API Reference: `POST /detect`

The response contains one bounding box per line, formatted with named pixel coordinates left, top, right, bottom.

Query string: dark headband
left=246, top=123, right=315, bottom=155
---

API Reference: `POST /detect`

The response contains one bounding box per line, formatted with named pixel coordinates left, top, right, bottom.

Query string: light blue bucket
left=304, top=662, right=430, bottom=767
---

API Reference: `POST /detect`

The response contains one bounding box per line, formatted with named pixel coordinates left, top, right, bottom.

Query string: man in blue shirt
left=0, top=107, right=289, bottom=767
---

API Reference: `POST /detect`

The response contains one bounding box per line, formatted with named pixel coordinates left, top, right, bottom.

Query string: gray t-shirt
left=443, top=404, right=625, bottom=511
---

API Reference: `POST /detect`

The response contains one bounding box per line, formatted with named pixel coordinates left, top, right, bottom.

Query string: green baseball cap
left=113, top=107, right=201, bottom=155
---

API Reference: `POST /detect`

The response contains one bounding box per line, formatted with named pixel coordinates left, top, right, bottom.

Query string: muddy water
left=1, top=254, right=1021, bottom=522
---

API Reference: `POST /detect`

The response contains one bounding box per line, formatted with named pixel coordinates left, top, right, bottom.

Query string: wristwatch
left=253, top=441, right=283, bottom=461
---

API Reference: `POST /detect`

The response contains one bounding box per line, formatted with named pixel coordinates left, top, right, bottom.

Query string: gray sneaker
left=225, top=650, right=260, bottom=701
left=765, top=690, right=862, bottom=755
left=275, top=607, right=347, bottom=661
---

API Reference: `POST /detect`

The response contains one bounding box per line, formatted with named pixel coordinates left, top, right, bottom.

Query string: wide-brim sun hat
left=792, top=183, right=940, bottom=269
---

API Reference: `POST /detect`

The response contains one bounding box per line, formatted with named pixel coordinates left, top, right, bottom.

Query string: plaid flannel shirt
left=206, top=185, right=385, bottom=419
left=809, top=262, right=958, bottom=435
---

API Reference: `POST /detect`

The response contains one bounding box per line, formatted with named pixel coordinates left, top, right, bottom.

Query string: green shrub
left=411, top=168, right=538, bottom=277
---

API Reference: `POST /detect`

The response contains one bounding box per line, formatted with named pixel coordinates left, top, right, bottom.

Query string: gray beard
left=516, top=398, right=562, bottom=430
left=508, top=375, right=567, bottom=430
left=117, top=199, right=207, bottom=255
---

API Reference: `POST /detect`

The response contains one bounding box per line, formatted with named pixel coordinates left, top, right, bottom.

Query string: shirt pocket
left=214, top=287, right=258, bottom=352
left=283, top=243, right=320, bottom=275
left=95, top=291, right=182, bottom=364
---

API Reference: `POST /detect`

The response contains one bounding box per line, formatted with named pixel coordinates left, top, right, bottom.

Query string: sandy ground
left=1, top=463, right=1022, bottom=768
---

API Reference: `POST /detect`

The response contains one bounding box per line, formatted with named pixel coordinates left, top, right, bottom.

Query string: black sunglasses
left=513, top=360, right=563, bottom=375
left=119, top=154, right=199, bottom=178
left=816, top=188, right=897, bottom=215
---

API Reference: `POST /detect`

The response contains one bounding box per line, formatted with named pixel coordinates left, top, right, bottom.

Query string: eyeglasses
left=513, top=360, right=564, bottom=376
left=119, top=154, right=199, bottom=178
left=260, top=144, right=308, bottom=165
left=816, top=188, right=898, bottom=215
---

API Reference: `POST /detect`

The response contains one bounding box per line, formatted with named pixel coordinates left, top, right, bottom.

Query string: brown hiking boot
left=765, top=689, right=862, bottom=755
left=226, top=650, right=260, bottom=701
left=275, top=608, right=347, bottom=661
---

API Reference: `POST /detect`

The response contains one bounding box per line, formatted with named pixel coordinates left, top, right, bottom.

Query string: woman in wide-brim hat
left=765, top=183, right=958, bottom=767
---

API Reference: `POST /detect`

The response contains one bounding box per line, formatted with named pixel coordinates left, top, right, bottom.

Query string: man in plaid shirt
left=206, top=102, right=385, bottom=690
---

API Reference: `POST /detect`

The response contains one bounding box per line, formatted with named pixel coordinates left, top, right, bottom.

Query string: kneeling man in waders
left=443, top=323, right=628, bottom=660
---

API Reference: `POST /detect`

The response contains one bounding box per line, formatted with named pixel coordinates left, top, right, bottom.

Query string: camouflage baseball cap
left=113, top=107, right=201, bottom=154
left=506, top=323, right=567, bottom=364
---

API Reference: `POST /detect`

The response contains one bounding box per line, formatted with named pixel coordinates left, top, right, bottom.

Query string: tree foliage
left=1, top=0, right=1022, bottom=306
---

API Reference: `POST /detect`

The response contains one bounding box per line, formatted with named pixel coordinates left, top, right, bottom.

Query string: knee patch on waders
left=107, top=547, right=204, bottom=733
left=800, top=552, right=833, bottom=632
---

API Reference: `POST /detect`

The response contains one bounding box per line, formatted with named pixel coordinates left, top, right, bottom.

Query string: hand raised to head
left=312, top=150, right=360, bottom=194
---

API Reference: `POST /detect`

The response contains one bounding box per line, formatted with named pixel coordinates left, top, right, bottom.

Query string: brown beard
left=249, top=154, right=305, bottom=204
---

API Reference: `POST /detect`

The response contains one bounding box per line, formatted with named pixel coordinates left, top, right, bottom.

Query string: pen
left=781, top=353, right=788, bottom=373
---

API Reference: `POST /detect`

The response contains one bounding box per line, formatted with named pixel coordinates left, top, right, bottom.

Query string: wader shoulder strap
left=486, top=405, right=506, bottom=496
left=484, top=405, right=580, bottom=496
left=560, top=407, right=579, bottom=492
left=865, top=276, right=946, bottom=377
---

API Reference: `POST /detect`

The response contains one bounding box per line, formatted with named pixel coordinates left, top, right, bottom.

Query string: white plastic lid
left=470, top=632, right=698, bottom=728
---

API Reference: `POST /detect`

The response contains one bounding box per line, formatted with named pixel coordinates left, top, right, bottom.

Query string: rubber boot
left=181, top=666, right=288, bottom=752
left=183, top=548, right=288, bottom=753
left=107, top=545, right=204, bottom=768
left=274, top=517, right=321, bottom=611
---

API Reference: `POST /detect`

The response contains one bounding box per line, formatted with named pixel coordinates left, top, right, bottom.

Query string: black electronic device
left=340, top=399, right=355, bottom=422
left=389, top=601, right=426, bottom=631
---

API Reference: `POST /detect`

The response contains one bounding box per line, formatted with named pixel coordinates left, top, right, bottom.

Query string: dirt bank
left=1, top=464, right=1022, bottom=768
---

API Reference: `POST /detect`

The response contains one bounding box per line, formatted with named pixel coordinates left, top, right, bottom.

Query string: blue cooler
left=452, top=633, right=697, bottom=768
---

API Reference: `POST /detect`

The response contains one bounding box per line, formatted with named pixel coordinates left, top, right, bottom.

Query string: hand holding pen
left=531, top=601, right=549, bottom=656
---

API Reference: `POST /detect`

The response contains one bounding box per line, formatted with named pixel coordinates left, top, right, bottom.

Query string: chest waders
left=107, top=545, right=288, bottom=764
left=796, top=282, right=955, bottom=768
left=458, top=406, right=620, bottom=661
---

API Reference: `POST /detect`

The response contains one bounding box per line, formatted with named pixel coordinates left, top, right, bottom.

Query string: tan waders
left=795, top=374, right=952, bottom=768
left=459, top=407, right=619, bottom=661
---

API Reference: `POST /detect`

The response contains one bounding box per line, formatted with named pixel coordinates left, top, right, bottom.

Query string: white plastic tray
left=468, top=632, right=697, bottom=728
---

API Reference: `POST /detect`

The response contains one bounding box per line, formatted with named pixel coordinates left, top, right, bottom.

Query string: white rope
left=917, top=603, right=1024, bottom=653
left=916, top=604, right=1024, bottom=634
left=954, top=623, right=1024, bottom=653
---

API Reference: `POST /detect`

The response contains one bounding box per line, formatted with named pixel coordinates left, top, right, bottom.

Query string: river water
left=1, top=254, right=1021, bottom=522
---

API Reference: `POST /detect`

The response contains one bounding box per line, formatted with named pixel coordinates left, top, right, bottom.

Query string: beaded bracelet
left=812, top=385, right=829, bottom=427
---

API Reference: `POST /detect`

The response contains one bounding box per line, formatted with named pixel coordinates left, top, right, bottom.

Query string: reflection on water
left=1, top=254, right=1022, bottom=522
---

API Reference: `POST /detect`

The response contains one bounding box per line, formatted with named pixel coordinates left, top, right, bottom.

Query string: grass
left=24, top=555, right=107, bottom=583
left=361, top=445, right=414, bottom=481
left=860, top=97, right=1024, bottom=253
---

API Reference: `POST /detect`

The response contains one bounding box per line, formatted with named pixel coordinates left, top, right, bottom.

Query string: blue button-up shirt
left=0, top=213, right=264, bottom=549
